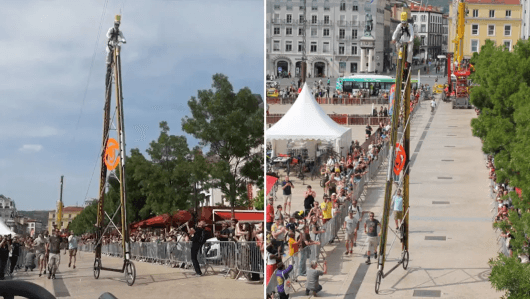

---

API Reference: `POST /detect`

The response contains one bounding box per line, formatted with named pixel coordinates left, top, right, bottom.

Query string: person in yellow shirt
left=288, top=232, right=300, bottom=268
left=320, top=197, right=333, bottom=224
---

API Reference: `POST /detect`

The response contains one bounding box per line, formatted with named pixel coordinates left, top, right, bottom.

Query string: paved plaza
left=269, top=86, right=501, bottom=298
left=11, top=251, right=262, bottom=299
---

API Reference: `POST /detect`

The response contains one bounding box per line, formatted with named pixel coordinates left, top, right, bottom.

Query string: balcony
left=337, top=20, right=347, bottom=27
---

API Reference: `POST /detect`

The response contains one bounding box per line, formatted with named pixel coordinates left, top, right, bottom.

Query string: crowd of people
left=486, top=154, right=529, bottom=263
left=0, top=229, right=79, bottom=280
left=265, top=128, right=392, bottom=297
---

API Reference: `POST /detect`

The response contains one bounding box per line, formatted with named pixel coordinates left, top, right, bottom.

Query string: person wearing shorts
left=364, top=212, right=381, bottom=264
left=33, top=234, right=46, bottom=277
left=282, top=176, right=294, bottom=216
left=67, top=231, right=78, bottom=269
left=344, top=210, right=358, bottom=255
left=391, top=189, right=404, bottom=230
left=47, top=229, right=67, bottom=279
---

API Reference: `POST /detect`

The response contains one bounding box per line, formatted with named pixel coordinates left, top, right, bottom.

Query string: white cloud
left=19, top=144, right=43, bottom=153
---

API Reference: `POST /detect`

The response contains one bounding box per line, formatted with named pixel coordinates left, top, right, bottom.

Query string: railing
left=266, top=113, right=390, bottom=126
left=76, top=241, right=264, bottom=277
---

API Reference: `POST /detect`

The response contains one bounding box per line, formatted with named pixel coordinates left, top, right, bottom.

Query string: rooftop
left=465, top=0, right=520, bottom=4
left=62, top=206, right=84, bottom=212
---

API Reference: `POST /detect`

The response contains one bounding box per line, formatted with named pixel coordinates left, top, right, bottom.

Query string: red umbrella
left=266, top=175, right=279, bottom=195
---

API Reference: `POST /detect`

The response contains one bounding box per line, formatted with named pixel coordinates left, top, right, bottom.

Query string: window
left=421, top=15, right=426, bottom=22
left=421, top=24, right=426, bottom=33
left=273, top=40, right=280, bottom=52
left=339, top=62, right=346, bottom=71
left=323, top=28, right=330, bottom=36
left=286, top=27, right=292, bottom=35
left=324, top=15, right=330, bottom=24
left=299, top=15, right=304, bottom=23
left=339, top=43, right=345, bottom=54
left=312, top=4, right=318, bottom=11
left=286, top=14, right=292, bottom=24
left=504, top=40, right=512, bottom=51
left=351, top=43, right=358, bottom=55
left=339, top=28, right=345, bottom=39
left=298, top=41, right=304, bottom=52
left=324, top=4, right=330, bottom=11
left=286, top=41, right=292, bottom=52
left=488, top=25, right=495, bottom=35
left=310, top=42, right=317, bottom=52
left=274, top=4, right=280, bottom=10
left=421, top=36, right=425, bottom=45
left=340, top=1, right=346, bottom=11
left=471, top=39, right=479, bottom=52
left=352, top=29, right=358, bottom=39
left=473, top=9, right=478, bottom=17
left=274, top=13, right=280, bottom=23
left=286, top=0, right=293, bottom=10
left=311, top=28, right=317, bottom=37
left=274, top=27, right=280, bottom=35
left=505, top=25, right=511, bottom=36
left=312, top=15, right=318, bottom=24
left=351, top=63, right=358, bottom=73
left=323, top=42, right=330, bottom=53
left=506, top=10, right=511, bottom=17
left=472, top=24, right=478, bottom=35
left=413, top=15, right=417, bottom=22
left=299, top=28, right=304, bottom=36
left=353, top=5, right=358, bottom=11
left=489, top=10, right=495, bottom=18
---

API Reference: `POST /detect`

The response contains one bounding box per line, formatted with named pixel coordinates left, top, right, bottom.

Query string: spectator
left=304, top=186, right=316, bottom=217
left=271, top=217, right=288, bottom=256
left=287, top=232, right=300, bottom=268
left=276, top=261, right=294, bottom=299
left=320, top=197, right=333, bottom=224
left=298, top=225, right=319, bottom=277
left=305, top=260, right=327, bottom=297
left=282, top=176, right=294, bottom=216
left=266, top=197, right=275, bottom=232
left=266, top=242, right=280, bottom=285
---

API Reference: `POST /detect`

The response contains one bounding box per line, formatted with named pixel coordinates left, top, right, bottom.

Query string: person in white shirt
left=431, top=99, right=436, bottom=112
left=106, top=15, right=126, bottom=66
left=391, top=189, right=404, bottom=230
left=67, top=231, right=78, bottom=269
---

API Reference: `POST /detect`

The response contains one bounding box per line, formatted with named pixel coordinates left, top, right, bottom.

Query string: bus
left=336, top=75, right=418, bottom=96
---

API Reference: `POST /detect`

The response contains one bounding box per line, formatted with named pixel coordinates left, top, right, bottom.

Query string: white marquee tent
left=0, top=219, right=16, bottom=236
left=266, top=83, right=352, bottom=158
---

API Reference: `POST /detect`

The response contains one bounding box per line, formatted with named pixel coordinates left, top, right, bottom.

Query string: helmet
left=401, top=12, right=408, bottom=23
left=114, top=14, right=121, bottom=24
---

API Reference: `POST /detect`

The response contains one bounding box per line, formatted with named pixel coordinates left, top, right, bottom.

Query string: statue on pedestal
left=364, top=14, right=373, bottom=37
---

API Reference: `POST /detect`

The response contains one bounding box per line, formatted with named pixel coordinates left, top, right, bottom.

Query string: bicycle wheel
left=402, top=250, right=409, bottom=270
left=93, top=258, right=101, bottom=279
left=375, top=270, right=383, bottom=294
left=125, top=260, right=136, bottom=286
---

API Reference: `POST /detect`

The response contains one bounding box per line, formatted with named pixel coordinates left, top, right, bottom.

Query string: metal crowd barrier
left=77, top=241, right=263, bottom=276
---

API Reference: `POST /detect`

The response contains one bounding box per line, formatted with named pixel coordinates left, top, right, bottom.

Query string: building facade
left=48, top=206, right=84, bottom=233
left=26, top=219, right=43, bottom=236
left=442, top=14, right=449, bottom=54
left=449, top=0, right=522, bottom=59
left=0, top=195, right=17, bottom=232
left=410, top=3, right=444, bottom=60
left=522, top=0, right=530, bottom=39
left=266, top=0, right=388, bottom=78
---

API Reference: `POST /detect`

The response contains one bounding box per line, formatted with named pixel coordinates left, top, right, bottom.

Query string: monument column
left=368, top=49, right=374, bottom=72
left=360, top=48, right=367, bottom=72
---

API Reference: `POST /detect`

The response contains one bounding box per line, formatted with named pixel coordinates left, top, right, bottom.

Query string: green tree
left=413, top=36, right=421, bottom=56
left=253, top=189, right=264, bottom=211
left=182, top=74, right=264, bottom=216
left=470, top=39, right=530, bottom=298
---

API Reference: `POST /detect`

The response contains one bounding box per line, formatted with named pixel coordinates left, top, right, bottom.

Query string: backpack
left=401, top=24, right=410, bottom=38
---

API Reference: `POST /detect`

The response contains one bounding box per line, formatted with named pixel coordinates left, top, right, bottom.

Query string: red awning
left=172, top=210, right=193, bottom=223
left=266, top=175, right=279, bottom=195
left=214, top=211, right=263, bottom=222
left=145, top=214, right=171, bottom=227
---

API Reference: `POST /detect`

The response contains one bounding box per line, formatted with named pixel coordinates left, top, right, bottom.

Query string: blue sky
left=0, top=0, right=264, bottom=211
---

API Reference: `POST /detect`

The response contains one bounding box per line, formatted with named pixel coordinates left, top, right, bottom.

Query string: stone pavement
left=272, top=92, right=502, bottom=298
left=11, top=250, right=262, bottom=299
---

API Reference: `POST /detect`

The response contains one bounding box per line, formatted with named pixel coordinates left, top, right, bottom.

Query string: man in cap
left=106, top=15, right=127, bottom=66
left=392, top=11, right=414, bottom=77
